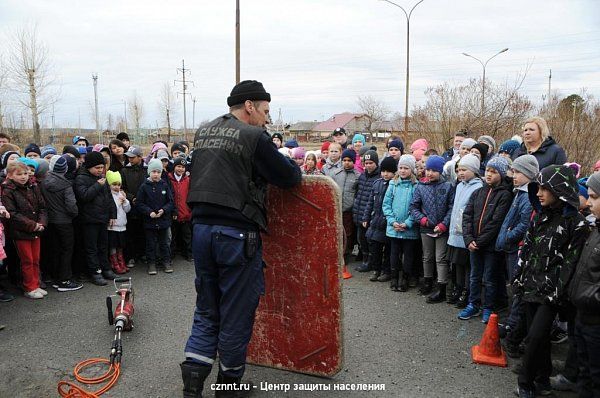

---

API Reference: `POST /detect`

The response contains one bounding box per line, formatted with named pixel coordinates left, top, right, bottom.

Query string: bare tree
left=158, top=82, right=176, bottom=141
left=0, top=56, right=7, bottom=133
left=7, top=24, right=59, bottom=144
left=128, top=92, right=144, bottom=137
left=357, top=95, right=390, bottom=143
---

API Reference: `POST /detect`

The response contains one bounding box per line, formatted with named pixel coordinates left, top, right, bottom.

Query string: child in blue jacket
left=409, top=155, right=454, bottom=302
left=136, top=158, right=175, bottom=275
left=382, top=155, right=419, bottom=291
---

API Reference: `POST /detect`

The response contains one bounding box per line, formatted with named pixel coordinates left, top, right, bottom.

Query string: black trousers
left=389, top=238, right=418, bottom=276
left=49, top=223, right=74, bottom=282
left=125, top=217, right=145, bottom=262
left=145, top=228, right=170, bottom=264
left=83, top=223, right=110, bottom=274
left=355, top=224, right=369, bottom=263
left=171, top=220, right=192, bottom=258
left=518, top=302, right=557, bottom=390
left=575, top=317, right=600, bottom=398
left=71, top=217, right=87, bottom=276
left=368, top=238, right=390, bottom=273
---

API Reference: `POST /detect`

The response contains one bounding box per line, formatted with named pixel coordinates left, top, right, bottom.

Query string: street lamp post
left=380, top=0, right=425, bottom=142
left=462, top=48, right=509, bottom=116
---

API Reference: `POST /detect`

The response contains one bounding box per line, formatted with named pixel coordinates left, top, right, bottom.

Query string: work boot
left=426, top=283, right=447, bottom=303
left=398, top=275, right=409, bottom=292
left=180, top=360, right=211, bottom=398
left=369, top=271, right=381, bottom=282
left=215, top=372, right=252, bottom=398
left=455, top=289, right=468, bottom=309
left=419, top=277, right=433, bottom=295
left=389, top=270, right=399, bottom=291
left=446, top=285, right=461, bottom=304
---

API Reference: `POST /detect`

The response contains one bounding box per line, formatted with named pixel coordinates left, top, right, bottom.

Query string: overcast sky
left=1, top=0, right=599, bottom=130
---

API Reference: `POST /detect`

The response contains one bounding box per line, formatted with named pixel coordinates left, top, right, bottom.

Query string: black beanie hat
left=24, top=143, right=41, bottom=156
left=363, top=150, right=379, bottom=166
left=1, top=151, right=19, bottom=169
left=172, top=156, right=187, bottom=167
left=62, top=145, right=81, bottom=159
left=84, top=151, right=105, bottom=169
left=116, top=132, right=129, bottom=141
left=171, top=142, right=186, bottom=155
left=380, top=156, right=398, bottom=173
left=471, top=143, right=488, bottom=161
left=227, top=80, right=271, bottom=107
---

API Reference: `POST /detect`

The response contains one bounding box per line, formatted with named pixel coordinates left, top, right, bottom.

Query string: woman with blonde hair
left=512, top=116, right=567, bottom=169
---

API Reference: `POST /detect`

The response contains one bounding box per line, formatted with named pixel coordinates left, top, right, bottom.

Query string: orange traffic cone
left=342, top=264, right=353, bottom=279
left=471, top=313, right=507, bottom=367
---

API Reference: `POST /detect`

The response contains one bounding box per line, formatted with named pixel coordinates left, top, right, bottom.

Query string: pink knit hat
left=410, top=138, right=428, bottom=161
left=151, top=142, right=167, bottom=155
left=594, top=159, right=600, bottom=172
left=291, top=147, right=306, bottom=160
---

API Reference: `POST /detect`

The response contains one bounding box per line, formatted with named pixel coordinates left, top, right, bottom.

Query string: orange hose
left=57, top=358, right=120, bottom=398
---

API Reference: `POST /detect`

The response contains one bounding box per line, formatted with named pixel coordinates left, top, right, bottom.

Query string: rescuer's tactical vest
left=188, top=113, right=268, bottom=230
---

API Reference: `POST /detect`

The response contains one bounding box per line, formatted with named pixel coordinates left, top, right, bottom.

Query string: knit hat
left=486, top=156, right=510, bottom=178
left=398, top=154, right=416, bottom=175
left=579, top=183, right=589, bottom=200
left=172, top=156, right=187, bottom=167
left=116, top=132, right=129, bottom=142
left=358, top=146, right=370, bottom=157
left=332, top=127, right=346, bottom=136
left=171, top=142, right=186, bottom=155
left=271, top=132, right=283, bottom=142
left=587, top=172, right=600, bottom=195
left=321, top=141, right=331, bottom=152
left=84, top=151, right=105, bottom=169
left=363, top=150, right=379, bottom=166
left=498, top=140, right=521, bottom=157
left=380, top=156, right=398, bottom=173
left=457, top=153, right=481, bottom=175
left=106, top=170, right=122, bottom=185
left=512, top=155, right=539, bottom=181
left=72, top=135, right=89, bottom=146
left=24, top=143, right=41, bottom=157
left=34, top=159, right=49, bottom=179
left=388, top=138, right=404, bottom=153
left=151, top=142, right=167, bottom=155
left=478, top=135, right=496, bottom=153
left=156, top=150, right=170, bottom=161
left=41, top=145, right=57, bottom=158
left=17, top=157, right=38, bottom=172
left=49, top=155, right=67, bottom=174
left=536, top=164, right=580, bottom=209
left=147, top=158, right=163, bottom=175
left=410, top=138, right=428, bottom=161
left=460, top=138, right=477, bottom=150
left=564, top=162, right=582, bottom=179
left=1, top=151, right=20, bottom=169
left=425, top=155, right=445, bottom=173
left=62, top=145, right=80, bottom=159
left=341, top=148, right=356, bottom=163
left=291, top=147, right=306, bottom=160
left=227, top=80, right=271, bottom=107
left=0, top=143, right=21, bottom=160
left=352, top=134, right=366, bottom=145
left=284, top=139, right=299, bottom=149
left=594, top=160, right=600, bottom=172
left=93, top=144, right=109, bottom=153
left=62, top=154, right=77, bottom=175
left=471, top=143, right=489, bottom=161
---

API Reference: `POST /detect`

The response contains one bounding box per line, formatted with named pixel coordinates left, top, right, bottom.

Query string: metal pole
left=92, top=74, right=100, bottom=142
left=462, top=48, right=508, bottom=117
left=236, top=0, right=240, bottom=84
left=481, top=65, right=486, bottom=116
left=192, top=97, right=196, bottom=130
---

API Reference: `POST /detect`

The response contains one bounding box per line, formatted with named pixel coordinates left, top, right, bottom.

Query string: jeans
left=575, top=318, right=600, bottom=398
left=184, top=224, right=264, bottom=379
left=49, top=223, right=75, bottom=282
left=145, top=228, right=170, bottom=264
left=83, top=223, right=110, bottom=274
left=14, top=239, right=41, bottom=292
left=389, top=238, right=418, bottom=276
left=468, top=250, right=502, bottom=309
left=355, top=224, right=369, bottom=264
left=518, top=302, right=557, bottom=390
left=421, top=233, right=448, bottom=283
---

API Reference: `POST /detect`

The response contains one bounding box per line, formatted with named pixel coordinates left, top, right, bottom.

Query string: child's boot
left=455, top=288, right=468, bottom=308
left=116, top=250, right=128, bottom=273
left=369, top=271, right=380, bottom=282
left=398, top=274, right=409, bottom=292
left=447, top=285, right=461, bottom=304
left=389, top=270, right=399, bottom=291
left=426, top=283, right=446, bottom=303
left=110, top=254, right=126, bottom=274
left=419, top=277, right=433, bottom=295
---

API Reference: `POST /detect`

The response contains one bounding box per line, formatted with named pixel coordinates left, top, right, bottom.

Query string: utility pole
left=51, top=104, right=55, bottom=144
left=78, top=108, right=81, bottom=135
left=92, top=73, right=100, bottom=142
left=175, top=60, right=193, bottom=141
left=123, top=100, right=128, bottom=133
left=548, top=69, right=552, bottom=110
left=192, top=97, right=197, bottom=130
left=462, top=48, right=509, bottom=117
left=236, top=0, right=241, bottom=84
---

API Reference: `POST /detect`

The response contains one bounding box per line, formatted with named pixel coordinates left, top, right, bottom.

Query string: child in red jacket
left=168, top=157, right=192, bottom=261
left=3, top=161, right=47, bottom=299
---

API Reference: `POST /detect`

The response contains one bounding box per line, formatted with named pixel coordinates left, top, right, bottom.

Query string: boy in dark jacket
left=512, top=164, right=589, bottom=398
left=137, top=158, right=175, bottom=275
left=363, top=156, right=395, bottom=282
left=568, top=172, right=600, bottom=398
left=3, top=161, right=47, bottom=299
left=459, top=156, right=513, bottom=323
left=352, top=150, right=380, bottom=272
left=121, top=146, right=147, bottom=267
left=409, top=155, right=454, bottom=301
left=168, top=156, right=192, bottom=261
left=74, top=151, right=118, bottom=286
left=40, top=156, right=82, bottom=292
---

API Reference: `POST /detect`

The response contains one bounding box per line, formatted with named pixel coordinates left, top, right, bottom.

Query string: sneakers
left=357, top=264, right=371, bottom=273
left=550, top=327, right=568, bottom=344
left=458, top=303, right=481, bottom=320
left=503, top=341, right=522, bottom=359
left=0, top=290, right=15, bottom=302
left=163, top=263, right=174, bottom=273
left=102, top=270, right=118, bottom=280
left=127, top=259, right=136, bottom=268
left=24, top=290, right=44, bottom=299
left=482, top=309, right=493, bottom=324
left=56, top=280, right=84, bottom=292
left=90, top=274, right=108, bottom=286
left=377, top=273, right=391, bottom=282
left=514, top=386, right=535, bottom=398
left=549, top=373, right=577, bottom=392
left=36, top=288, right=48, bottom=296
left=369, top=271, right=380, bottom=282
left=148, top=263, right=157, bottom=275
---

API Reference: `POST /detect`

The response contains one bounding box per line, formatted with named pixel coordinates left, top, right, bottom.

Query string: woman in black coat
left=512, top=116, right=567, bottom=169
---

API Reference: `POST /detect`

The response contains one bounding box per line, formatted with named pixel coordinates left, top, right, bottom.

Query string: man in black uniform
left=181, top=80, right=302, bottom=397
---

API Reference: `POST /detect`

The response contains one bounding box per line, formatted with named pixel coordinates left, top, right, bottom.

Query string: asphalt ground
left=0, top=257, right=576, bottom=398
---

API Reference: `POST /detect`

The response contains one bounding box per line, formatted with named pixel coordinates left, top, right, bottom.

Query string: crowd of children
left=275, top=119, right=600, bottom=398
